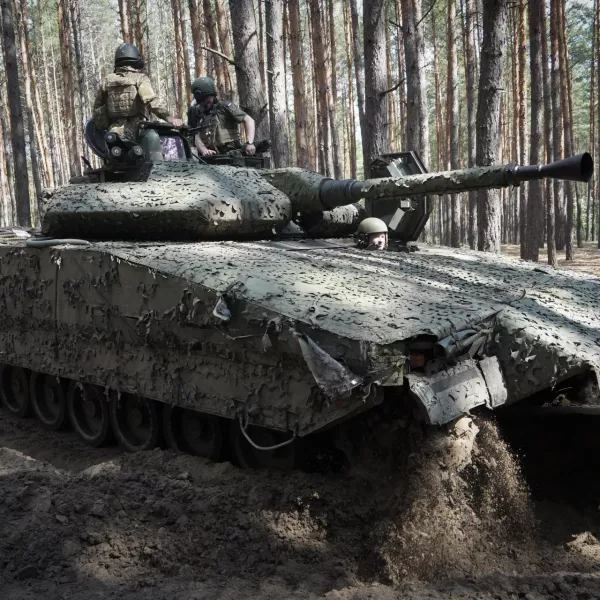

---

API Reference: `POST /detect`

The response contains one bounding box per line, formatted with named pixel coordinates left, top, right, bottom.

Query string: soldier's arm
left=138, top=76, right=182, bottom=126
left=242, top=115, right=256, bottom=155
left=222, top=102, right=256, bottom=153
left=92, top=81, right=109, bottom=129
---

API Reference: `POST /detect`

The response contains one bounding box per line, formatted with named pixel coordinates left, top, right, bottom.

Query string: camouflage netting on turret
left=95, top=240, right=600, bottom=404
left=42, top=162, right=291, bottom=240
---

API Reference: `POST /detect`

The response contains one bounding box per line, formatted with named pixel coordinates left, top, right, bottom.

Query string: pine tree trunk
left=118, top=0, right=131, bottom=41
left=21, top=0, right=54, bottom=189
left=343, top=0, right=357, bottom=178
left=257, top=0, right=266, bottom=88
left=58, top=0, right=80, bottom=178
left=188, top=0, right=204, bottom=76
left=510, top=12, right=519, bottom=245
left=476, top=0, right=507, bottom=253
left=587, top=0, right=596, bottom=242
left=0, top=85, right=16, bottom=222
left=202, top=0, right=227, bottom=96
left=171, top=0, right=184, bottom=116
left=401, top=0, right=429, bottom=168
left=306, top=8, right=318, bottom=170
left=15, top=0, right=42, bottom=221
left=447, top=0, right=460, bottom=247
left=541, top=1, right=556, bottom=265
left=283, top=2, right=292, bottom=162
left=464, top=0, right=477, bottom=249
left=431, top=10, right=444, bottom=243
left=229, top=0, right=269, bottom=139
left=550, top=0, right=566, bottom=252
left=309, top=0, right=333, bottom=176
left=179, top=0, right=191, bottom=107
left=1, top=0, right=31, bottom=225
left=395, top=1, right=406, bottom=152
left=363, top=0, right=388, bottom=172
left=597, top=0, right=600, bottom=247
left=288, top=0, right=310, bottom=169
left=559, top=0, right=580, bottom=250
left=523, top=0, right=542, bottom=261
left=70, top=0, right=86, bottom=164
left=518, top=0, right=527, bottom=255
left=349, top=0, right=366, bottom=175
left=327, top=0, right=342, bottom=177
left=555, top=0, right=573, bottom=259
left=37, top=0, right=62, bottom=185
left=214, top=0, right=234, bottom=96
left=265, top=0, right=290, bottom=167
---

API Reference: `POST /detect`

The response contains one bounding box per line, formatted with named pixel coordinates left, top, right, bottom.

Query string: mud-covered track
left=0, top=363, right=295, bottom=470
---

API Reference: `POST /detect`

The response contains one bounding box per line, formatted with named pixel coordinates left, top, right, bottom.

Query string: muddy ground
left=2, top=408, right=600, bottom=600
left=3, top=244, right=600, bottom=600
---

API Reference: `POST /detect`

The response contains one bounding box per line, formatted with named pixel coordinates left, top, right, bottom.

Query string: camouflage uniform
left=188, top=99, right=248, bottom=154
left=93, top=67, right=171, bottom=141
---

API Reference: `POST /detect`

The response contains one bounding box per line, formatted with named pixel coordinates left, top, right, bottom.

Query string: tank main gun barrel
left=262, top=153, right=593, bottom=215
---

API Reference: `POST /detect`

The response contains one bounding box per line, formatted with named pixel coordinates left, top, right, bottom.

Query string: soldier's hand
left=245, top=143, right=256, bottom=156
left=199, top=147, right=216, bottom=157
left=167, top=116, right=183, bottom=128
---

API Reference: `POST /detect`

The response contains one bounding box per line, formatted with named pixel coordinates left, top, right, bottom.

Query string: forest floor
left=502, top=240, right=600, bottom=277
left=2, top=247, right=600, bottom=600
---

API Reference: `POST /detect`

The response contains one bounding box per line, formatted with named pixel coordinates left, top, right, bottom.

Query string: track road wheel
left=110, top=393, right=160, bottom=452
left=67, top=382, right=113, bottom=447
left=163, top=405, right=223, bottom=460
left=230, top=418, right=295, bottom=471
left=30, top=373, right=69, bottom=430
left=0, top=366, right=32, bottom=417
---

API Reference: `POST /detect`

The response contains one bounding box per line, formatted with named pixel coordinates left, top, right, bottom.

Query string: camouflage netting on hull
left=96, top=240, right=600, bottom=404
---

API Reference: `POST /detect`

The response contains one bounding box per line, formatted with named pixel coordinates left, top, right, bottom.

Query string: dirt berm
left=1, top=410, right=600, bottom=600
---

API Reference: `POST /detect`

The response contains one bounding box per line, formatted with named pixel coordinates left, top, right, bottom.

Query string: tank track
left=0, top=364, right=298, bottom=470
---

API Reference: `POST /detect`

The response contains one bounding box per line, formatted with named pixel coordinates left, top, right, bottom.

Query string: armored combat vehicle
left=0, top=123, right=597, bottom=469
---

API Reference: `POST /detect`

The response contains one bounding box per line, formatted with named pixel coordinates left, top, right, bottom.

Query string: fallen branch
left=201, top=46, right=237, bottom=66
left=380, top=79, right=405, bottom=97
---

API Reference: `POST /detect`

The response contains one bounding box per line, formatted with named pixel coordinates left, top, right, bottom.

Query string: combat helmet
left=356, top=217, right=388, bottom=249
left=114, top=43, right=144, bottom=70
left=192, top=76, right=217, bottom=100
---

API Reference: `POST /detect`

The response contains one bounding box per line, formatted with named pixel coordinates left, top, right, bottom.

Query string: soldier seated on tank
left=356, top=218, right=388, bottom=251
left=188, top=76, right=257, bottom=157
left=92, top=43, right=183, bottom=160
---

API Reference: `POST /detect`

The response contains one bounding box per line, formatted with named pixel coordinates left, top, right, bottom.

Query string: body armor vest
left=195, top=103, right=240, bottom=150
left=105, top=72, right=146, bottom=119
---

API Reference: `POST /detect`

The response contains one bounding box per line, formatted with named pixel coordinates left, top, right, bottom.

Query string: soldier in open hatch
left=93, top=43, right=183, bottom=157
left=356, top=218, right=388, bottom=250
left=188, top=76, right=256, bottom=157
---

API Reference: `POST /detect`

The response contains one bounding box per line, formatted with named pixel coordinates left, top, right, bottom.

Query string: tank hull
left=1, top=235, right=599, bottom=439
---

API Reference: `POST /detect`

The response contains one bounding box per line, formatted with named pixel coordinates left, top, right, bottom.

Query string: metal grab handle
left=25, top=237, right=91, bottom=248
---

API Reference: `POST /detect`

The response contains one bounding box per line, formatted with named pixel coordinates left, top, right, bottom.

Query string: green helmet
left=191, top=76, right=217, bottom=98
left=356, top=217, right=388, bottom=249
left=114, top=43, right=143, bottom=70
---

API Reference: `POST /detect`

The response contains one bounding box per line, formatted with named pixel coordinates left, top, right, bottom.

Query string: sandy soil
left=502, top=241, right=600, bottom=277
left=2, top=408, right=600, bottom=600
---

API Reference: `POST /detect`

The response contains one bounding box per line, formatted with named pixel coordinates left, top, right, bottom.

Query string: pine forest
left=0, top=0, right=597, bottom=265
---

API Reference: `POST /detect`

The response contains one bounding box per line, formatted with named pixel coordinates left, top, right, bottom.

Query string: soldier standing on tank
left=188, top=76, right=256, bottom=157
left=356, top=218, right=388, bottom=250
left=93, top=43, right=183, bottom=158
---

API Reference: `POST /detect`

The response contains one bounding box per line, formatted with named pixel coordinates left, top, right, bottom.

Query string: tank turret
left=41, top=133, right=593, bottom=242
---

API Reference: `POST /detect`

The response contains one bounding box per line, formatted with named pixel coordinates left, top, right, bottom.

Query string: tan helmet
left=356, top=217, right=388, bottom=249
